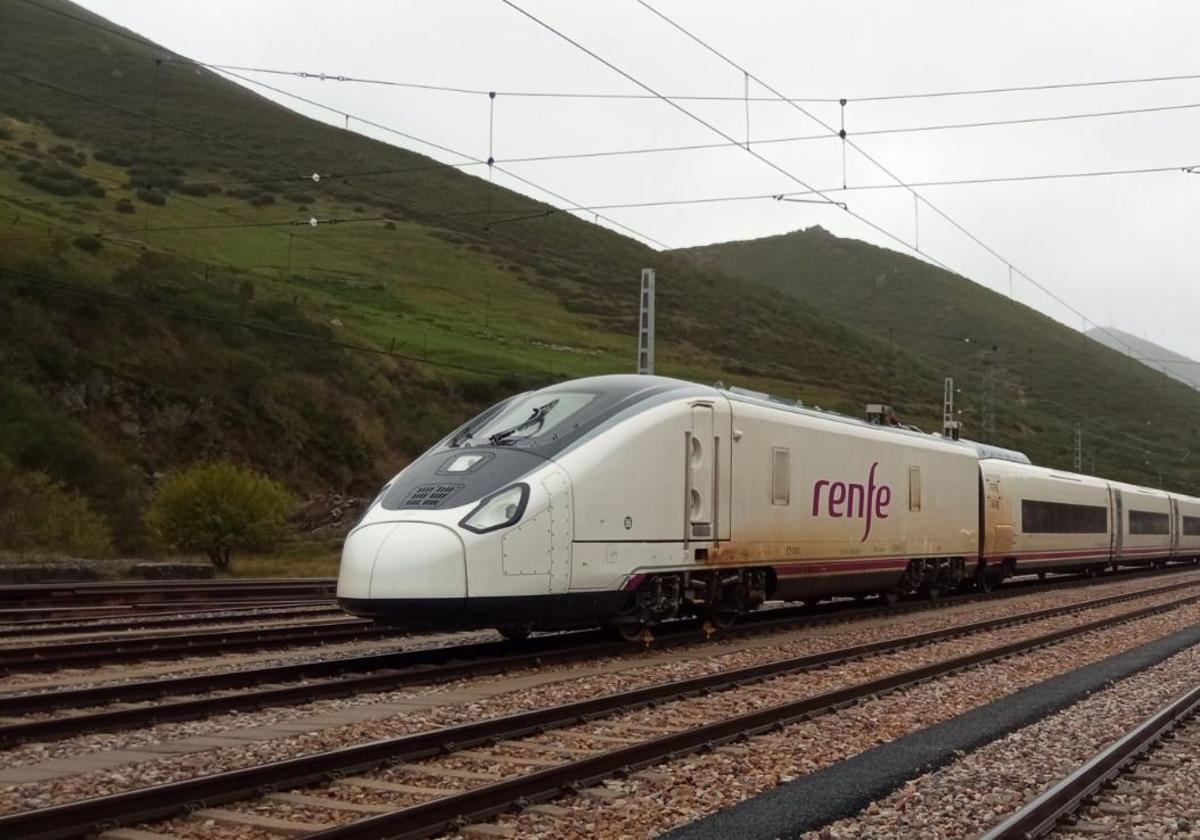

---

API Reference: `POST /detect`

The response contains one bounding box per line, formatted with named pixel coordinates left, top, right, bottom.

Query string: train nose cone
left=337, top=522, right=396, bottom=600
left=367, top=522, right=467, bottom=600
left=337, top=521, right=468, bottom=621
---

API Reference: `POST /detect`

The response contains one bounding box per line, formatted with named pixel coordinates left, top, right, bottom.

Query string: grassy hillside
left=1086, top=327, right=1200, bottom=391
left=0, top=0, right=952, bottom=554
left=677, top=226, right=1200, bottom=492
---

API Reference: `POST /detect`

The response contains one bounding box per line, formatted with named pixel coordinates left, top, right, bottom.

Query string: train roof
left=721, top=384, right=1030, bottom=464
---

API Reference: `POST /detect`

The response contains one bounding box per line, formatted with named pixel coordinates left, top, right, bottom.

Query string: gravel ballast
left=664, top=625, right=1200, bottom=840
left=471, top=603, right=1200, bottom=840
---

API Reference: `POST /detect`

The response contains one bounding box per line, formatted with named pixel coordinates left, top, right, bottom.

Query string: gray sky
left=76, top=1, right=1200, bottom=358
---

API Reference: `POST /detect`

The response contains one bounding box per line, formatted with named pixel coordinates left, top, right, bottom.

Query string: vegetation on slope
left=0, top=0, right=947, bottom=554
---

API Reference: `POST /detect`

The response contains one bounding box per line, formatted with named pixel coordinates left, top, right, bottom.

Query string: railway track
left=0, top=578, right=336, bottom=622
left=981, top=682, right=1200, bottom=839
left=3, top=576, right=1197, bottom=839
left=3, top=569, right=1196, bottom=748
left=0, top=617, right=413, bottom=674
left=0, top=603, right=346, bottom=640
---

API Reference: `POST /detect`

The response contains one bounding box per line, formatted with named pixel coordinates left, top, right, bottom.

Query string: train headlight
left=459, top=483, right=529, bottom=533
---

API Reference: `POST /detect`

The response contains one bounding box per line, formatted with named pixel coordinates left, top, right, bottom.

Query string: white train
left=338, top=375, right=1200, bottom=639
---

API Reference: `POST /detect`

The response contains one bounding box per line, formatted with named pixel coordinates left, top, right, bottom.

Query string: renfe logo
left=812, top=461, right=892, bottom=541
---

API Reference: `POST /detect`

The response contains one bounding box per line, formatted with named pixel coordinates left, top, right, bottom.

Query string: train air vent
left=405, top=483, right=463, bottom=508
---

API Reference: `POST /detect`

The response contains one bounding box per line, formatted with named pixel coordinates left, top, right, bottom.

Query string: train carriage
left=979, top=460, right=1112, bottom=578
left=338, top=373, right=1196, bottom=638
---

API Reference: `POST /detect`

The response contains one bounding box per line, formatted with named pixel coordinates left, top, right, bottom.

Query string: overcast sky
left=75, top=0, right=1200, bottom=359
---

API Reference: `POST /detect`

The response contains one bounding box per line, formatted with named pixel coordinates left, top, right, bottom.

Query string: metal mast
left=637, top=268, right=655, bottom=375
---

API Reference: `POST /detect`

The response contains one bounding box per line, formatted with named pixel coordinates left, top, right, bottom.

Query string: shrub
left=178, top=182, right=222, bottom=197
left=93, top=147, right=133, bottom=166
left=146, top=461, right=293, bottom=569
left=136, top=187, right=167, bottom=206
left=0, top=457, right=113, bottom=557
left=72, top=235, right=103, bottom=254
left=248, top=193, right=276, bottom=207
left=115, top=198, right=135, bottom=214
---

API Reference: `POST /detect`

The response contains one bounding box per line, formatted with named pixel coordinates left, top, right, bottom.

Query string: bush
left=0, top=457, right=113, bottom=557
left=146, top=461, right=293, bottom=569
left=72, top=235, right=103, bottom=254
left=136, top=187, right=167, bottom=206
left=115, top=198, right=135, bottom=214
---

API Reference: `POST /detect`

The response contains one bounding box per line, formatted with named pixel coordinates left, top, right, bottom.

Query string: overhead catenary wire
left=497, top=0, right=956, bottom=277
left=9, top=0, right=1198, bottom=468
left=497, top=1, right=1199, bottom=463
left=4, top=0, right=672, bottom=249
left=15, top=0, right=1200, bottom=105
left=186, top=59, right=1200, bottom=106
left=209, top=66, right=673, bottom=250
left=631, top=0, right=1200, bottom=408
left=427, top=161, right=1200, bottom=217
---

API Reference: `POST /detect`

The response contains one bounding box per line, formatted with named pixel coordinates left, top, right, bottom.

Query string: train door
left=686, top=404, right=715, bottom=543
left=1170, top=496, right=1181, bottom=558
left=983, top=474, right=1013, bottom=560
left=1111, top=486, right=1124, bottom=563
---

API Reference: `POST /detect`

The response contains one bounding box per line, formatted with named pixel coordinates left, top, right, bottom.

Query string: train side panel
left=724, top=401, right=980, bottom=599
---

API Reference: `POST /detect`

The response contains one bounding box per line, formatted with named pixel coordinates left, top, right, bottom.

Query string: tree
left=146, top=461, right=292, bottom=570
left=0, top=456, right=113, bottom=557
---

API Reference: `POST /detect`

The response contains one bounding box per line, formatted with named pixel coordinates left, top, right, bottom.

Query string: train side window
left=908, top=466, right=921, bottom=512
left=771, top=447, right=790, bottom=506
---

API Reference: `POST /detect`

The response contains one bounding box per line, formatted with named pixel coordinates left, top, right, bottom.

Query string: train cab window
left=1021, top=499, right=1107, bottom=533
left=771, top=447, right=790, bottom=506
left=1129, top=509, right=1169, bottom=535
left=908, top=466, right=921, bottom=512
left=1184, top=515, right=1200, bottom=536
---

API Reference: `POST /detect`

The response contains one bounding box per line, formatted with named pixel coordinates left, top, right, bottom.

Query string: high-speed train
left=338, top=374, right=1200, bottom=639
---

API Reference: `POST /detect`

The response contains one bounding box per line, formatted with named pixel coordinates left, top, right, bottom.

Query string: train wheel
left=975, top=571, right=994, bottom=593
left=605, top=621, right=649, bottom=643
left=881, top=590, right=901, bottom=607
left=706, top=603, right=741, bottom=631
left=497, top=624, right=532, bottom=642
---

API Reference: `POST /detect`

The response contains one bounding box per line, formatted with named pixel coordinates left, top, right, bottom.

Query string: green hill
left=676, top=226, right=1200, bottom=491
left=0, top=0, right=950, bottom=554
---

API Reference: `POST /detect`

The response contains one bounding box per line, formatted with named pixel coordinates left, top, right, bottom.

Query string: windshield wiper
left=488, top=398, right=559, bottom=445
left=447, top=426, right=474, bottom=448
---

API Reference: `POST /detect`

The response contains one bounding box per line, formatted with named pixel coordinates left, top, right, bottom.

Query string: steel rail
left=0, top=618, right=405, bottom=674
left=2, top=571, right=1195, bottom=739
left=0, top=604, right=345, bottom=639
left=3, top=588, right=1197, bottom=840
left=0, top=578, right=336, bottom=609
left=3, top=575, right=1193, bottom=746
left=0, top=598, right=336, bottom=624
left=979, top=682, right=1200, bottom=839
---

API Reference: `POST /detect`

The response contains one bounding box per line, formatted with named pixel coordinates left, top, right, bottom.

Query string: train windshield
left=449, top=392, right=597, bottom=448
left=474, top=392, right=596, bottom=445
